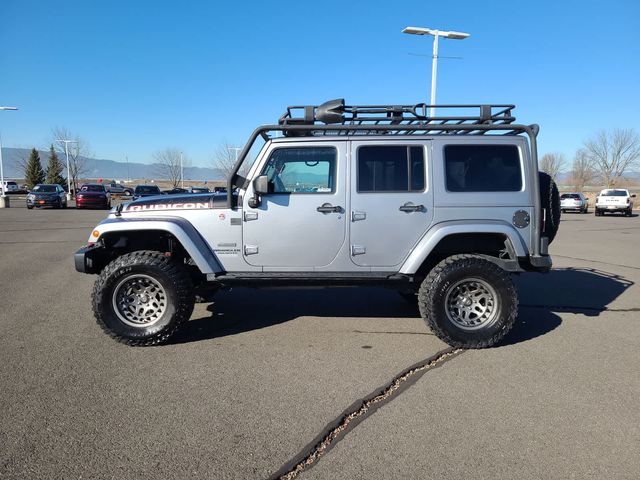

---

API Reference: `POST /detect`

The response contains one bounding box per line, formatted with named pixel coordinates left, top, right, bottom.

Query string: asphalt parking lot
left=1, top=203, right=639, bottom=479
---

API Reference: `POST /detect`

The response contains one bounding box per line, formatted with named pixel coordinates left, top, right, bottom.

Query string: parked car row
left=561, top=189, right=636, bottom=217
left=21, top=182, right=219, bottom=209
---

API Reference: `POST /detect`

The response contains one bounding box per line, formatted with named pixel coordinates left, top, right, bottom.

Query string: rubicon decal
left=127, top=202, right=210, bottom=211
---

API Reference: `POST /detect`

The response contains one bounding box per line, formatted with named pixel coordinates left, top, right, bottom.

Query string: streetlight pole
left=180, top=151, right=184, bottom=188
left=0, top=106, right=19, bottom=209
left=56, top=139, right=77, bottom=201
left=229, top=146, right=242, bottom=164
left=402, top=26, right=470, bottom=117
left=430, top=32, right=439, bottom=114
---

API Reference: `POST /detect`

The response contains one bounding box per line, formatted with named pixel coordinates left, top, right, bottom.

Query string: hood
left=31, top=191, right=59, bottom=196
left=123, top=193, right=227, bottom=212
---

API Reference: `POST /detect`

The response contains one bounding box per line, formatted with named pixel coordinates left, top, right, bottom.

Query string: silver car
left=560, top=192, right=588, bottom=213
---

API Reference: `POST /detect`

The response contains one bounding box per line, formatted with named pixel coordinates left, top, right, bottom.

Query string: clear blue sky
left=1, top=0, right=639, bottom=168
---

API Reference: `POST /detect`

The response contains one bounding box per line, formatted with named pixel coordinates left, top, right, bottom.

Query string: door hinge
left=351, top=245, right=366, bottom=256
left=244, top=245, right=259, bottom=255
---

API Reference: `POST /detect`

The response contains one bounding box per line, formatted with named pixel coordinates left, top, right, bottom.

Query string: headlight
left=27, top=194, right=35, bottom=200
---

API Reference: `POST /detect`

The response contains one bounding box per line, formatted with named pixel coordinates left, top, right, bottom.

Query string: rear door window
left=357, top=146, right=425, bottom=193
left=444, top=145, right=522, bottom=192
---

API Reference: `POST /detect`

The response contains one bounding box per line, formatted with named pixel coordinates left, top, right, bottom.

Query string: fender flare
left=399, top=220, right=528, bottom=275
left=91, top=217, right=223, bottom=274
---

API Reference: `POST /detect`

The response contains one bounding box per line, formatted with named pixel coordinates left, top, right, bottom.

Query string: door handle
left=399, top=203, right=425, bottom=213
left=351, top=211, right=366, bottom=222
left=317, top=203, right=343, bottom=214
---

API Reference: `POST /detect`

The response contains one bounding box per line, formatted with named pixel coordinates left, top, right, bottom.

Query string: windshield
left=601, top=190, right=627, bottom=197
left=6, top=181, right=17, bottom=186
left=561, top=194, right=580, bottom=199
left=81, top=185, right=105, bottom=192
left=135, top=186, right=160, bottom=194
left=33, top=185, right=57, bottom=193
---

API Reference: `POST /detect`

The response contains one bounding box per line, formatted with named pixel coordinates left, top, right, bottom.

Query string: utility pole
left=180, top=151, right=184, bottom=188
left=229, top=146, right=242, bottom=164
left=56, top=139, right=78, bottom=200
left=0, top=106, right=19, bottom=209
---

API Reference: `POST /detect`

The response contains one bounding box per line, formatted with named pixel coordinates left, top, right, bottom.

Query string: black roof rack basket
left=277, top=98, right=523, bottom=136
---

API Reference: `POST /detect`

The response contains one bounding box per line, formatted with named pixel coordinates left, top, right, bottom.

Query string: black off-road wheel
left=92, top=250, right=194, bottom=346
left=418, top=255, right=517, bottom=349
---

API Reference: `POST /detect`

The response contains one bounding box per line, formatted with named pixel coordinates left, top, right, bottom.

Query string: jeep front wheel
left=92, top=250, right=194, bottom=346
left=418, top=255, right=517, bottom=349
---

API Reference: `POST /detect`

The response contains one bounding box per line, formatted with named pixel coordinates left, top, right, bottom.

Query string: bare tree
left=212, top=141, right=242, bottom=179
left=570, top=148, right=595, bottom=191
left=153, top=148, right=187, bottom=188
left=12, top=148, right=32, bottom=179
left=51, top=127, right=91, bottom=194
left=584, top=129, right=640, bottom=188
left=539, top=153, right=565, bottom=182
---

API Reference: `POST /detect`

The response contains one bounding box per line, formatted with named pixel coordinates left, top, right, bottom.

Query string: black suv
left=133, top=185, right=162, bottom=199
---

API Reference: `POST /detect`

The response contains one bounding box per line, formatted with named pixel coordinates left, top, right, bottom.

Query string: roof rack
left=277, top=98, right=525, bottom=136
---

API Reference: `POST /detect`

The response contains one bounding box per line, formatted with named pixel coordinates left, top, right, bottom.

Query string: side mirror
left=632, top=194, right=637, bottom=198
left=253, top=175, right=269, bottom=194
left=248, top=175, right=269, bottom=208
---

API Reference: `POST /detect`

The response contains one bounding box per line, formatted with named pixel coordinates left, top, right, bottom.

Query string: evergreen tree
left=45, top=144, right=66, bottom=185
left=25, top=148, right=45, bottom=189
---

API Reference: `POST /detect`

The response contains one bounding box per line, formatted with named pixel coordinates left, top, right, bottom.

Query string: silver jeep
left=75, top=99, right=559, bottom=348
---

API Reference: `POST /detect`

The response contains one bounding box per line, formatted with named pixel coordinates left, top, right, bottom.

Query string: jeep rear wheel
left=418, top=255, right=517, bottom=348
left=92, top=250, right=194, bottom=346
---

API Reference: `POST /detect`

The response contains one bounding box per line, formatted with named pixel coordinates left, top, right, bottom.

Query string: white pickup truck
left=595, top=189, right=635, bottom=216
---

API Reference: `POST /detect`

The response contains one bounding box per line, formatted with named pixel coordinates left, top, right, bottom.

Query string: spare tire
left=539, top=171, right=561, bottom=244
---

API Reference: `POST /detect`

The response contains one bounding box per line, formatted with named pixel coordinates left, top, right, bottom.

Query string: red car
left=76, top=183, right=111, bottom=209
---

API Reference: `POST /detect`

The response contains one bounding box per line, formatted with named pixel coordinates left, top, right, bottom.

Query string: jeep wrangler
left=75, top=99, right=560, bottom=348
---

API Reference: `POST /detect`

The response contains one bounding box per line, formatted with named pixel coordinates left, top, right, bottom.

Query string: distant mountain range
left=2, top=146, right=638, bottom=186
left=0, top=147, right=226, bottom=182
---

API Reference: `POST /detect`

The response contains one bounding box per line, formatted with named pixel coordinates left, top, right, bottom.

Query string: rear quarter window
left=444, top=145, right=522, bottom=192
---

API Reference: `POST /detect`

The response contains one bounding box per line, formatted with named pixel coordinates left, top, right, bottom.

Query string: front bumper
left=74, top=243, right=109, bottom=274
left=76, top=198, right=109, bottom=208
left=27, top=197, right=61, bottom=206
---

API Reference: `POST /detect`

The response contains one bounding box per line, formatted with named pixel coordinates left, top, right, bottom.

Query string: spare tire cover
left=538, top=171, right=561, bottom=244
